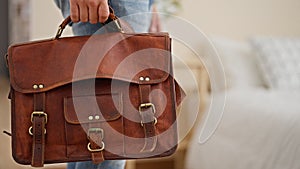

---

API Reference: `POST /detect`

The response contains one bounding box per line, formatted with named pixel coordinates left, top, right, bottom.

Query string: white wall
left=178, top=0, right=300, bottom=40
left=31, top=0, right=72, bottom=40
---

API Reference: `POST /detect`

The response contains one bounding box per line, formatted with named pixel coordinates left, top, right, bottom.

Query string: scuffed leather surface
left=8, top=33, right=170, bottom=93
left=7, top=32, right=184, bottom=165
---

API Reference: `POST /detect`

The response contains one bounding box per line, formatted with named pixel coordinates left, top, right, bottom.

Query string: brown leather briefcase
left=6, top=15, right=185, bottom=167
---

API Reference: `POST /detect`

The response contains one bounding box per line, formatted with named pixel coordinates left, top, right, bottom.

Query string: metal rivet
left=39, top=84, right=44, bottom=89
left=139, top=76, right=144, bottom=81
left=33, top=84, right=38, bottom=89
left=145, top=77, right=150, bottom=81
left=88, top=116, right=93, bottom=120
left=95, top=115, right=100, bottom=120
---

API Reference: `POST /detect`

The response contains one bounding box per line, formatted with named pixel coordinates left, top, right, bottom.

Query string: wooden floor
left=126, top=157, right=175, bottom=169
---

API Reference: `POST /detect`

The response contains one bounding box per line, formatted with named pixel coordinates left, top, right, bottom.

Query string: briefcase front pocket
left=64, top=93, right=124, bottom=160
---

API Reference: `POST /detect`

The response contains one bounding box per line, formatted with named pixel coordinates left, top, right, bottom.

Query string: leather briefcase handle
left=54, top=6, right=123, bottom=39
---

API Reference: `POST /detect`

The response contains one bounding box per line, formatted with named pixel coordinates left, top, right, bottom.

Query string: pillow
left=251, top=37, right=300, bottom=90
left=209, top=37, right=264, bottom=89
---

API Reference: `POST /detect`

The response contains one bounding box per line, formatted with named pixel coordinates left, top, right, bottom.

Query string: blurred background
left=1, top=0, right=300, bottom=169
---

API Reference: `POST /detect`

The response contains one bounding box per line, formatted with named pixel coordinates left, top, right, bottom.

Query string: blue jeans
left=54, top=0, right=152, bottom=169
left=67, top=160, right=126, bottom=169
left=54, top=0, right=152, bottom=35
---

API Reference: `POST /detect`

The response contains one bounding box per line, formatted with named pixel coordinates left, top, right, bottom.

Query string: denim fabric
left=67, top=160, right=126, bottom=169
left=54, top=0, right=152, bottom=35
left=53, top=0, right=152, bottom=168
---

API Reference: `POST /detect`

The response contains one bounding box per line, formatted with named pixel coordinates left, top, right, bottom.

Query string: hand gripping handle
left=54, top=6, right=123, bottom=39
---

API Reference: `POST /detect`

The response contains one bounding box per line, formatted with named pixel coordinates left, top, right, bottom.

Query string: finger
left=98, top=1, right=109, bottom=23
left=78, top=1, right=89, bottom=22
left=88, top=1, right=99, bottom=24
left=70, top=1, right=79, bottom=22
left=152, top=14, right=162, bottom=32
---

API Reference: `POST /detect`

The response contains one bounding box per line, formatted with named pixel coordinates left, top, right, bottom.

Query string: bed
left=185, top=37, right=300, bottom=169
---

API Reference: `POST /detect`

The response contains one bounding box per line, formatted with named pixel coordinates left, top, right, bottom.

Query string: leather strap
left=139, top=85, right=157, bottom=153
left=34, top=93, right=45, bottom=111
left=31, top=93, right=46, bottom=167
left=87, top=125, right=105, bottom=164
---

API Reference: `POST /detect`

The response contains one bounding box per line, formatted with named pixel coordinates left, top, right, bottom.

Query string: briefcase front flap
left=64, top=94, right=121, bottom=124
left=7, top=33, right=172, bottom=94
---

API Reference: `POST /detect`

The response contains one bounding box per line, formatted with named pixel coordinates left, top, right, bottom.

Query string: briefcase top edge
left=7, top=33, right=172, bottom=94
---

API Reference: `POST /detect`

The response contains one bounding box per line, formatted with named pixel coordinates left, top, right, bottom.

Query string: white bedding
left=186, top=88, right=300, bottom=169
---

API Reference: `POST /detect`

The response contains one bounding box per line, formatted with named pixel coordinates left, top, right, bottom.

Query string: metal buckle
left=88, top=128, right=104, bottom=139
left=139, top=103, right=157, bottom=127
left=113, top=19, right=124, bottom=33
left=29, top=112, right=47, bottom=136
left=141, top=117, right=157, bottom=127
left=87, top=128, right=105, bottom=152
left=28, top=126, right=46, bottom=136
left=55, top=26, right=63, bottom=39
left=87, top=142, right=105, bottom=152
left=139, top=103, right=156, bottom=113
left=31, top=111, right=48, bottom=124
